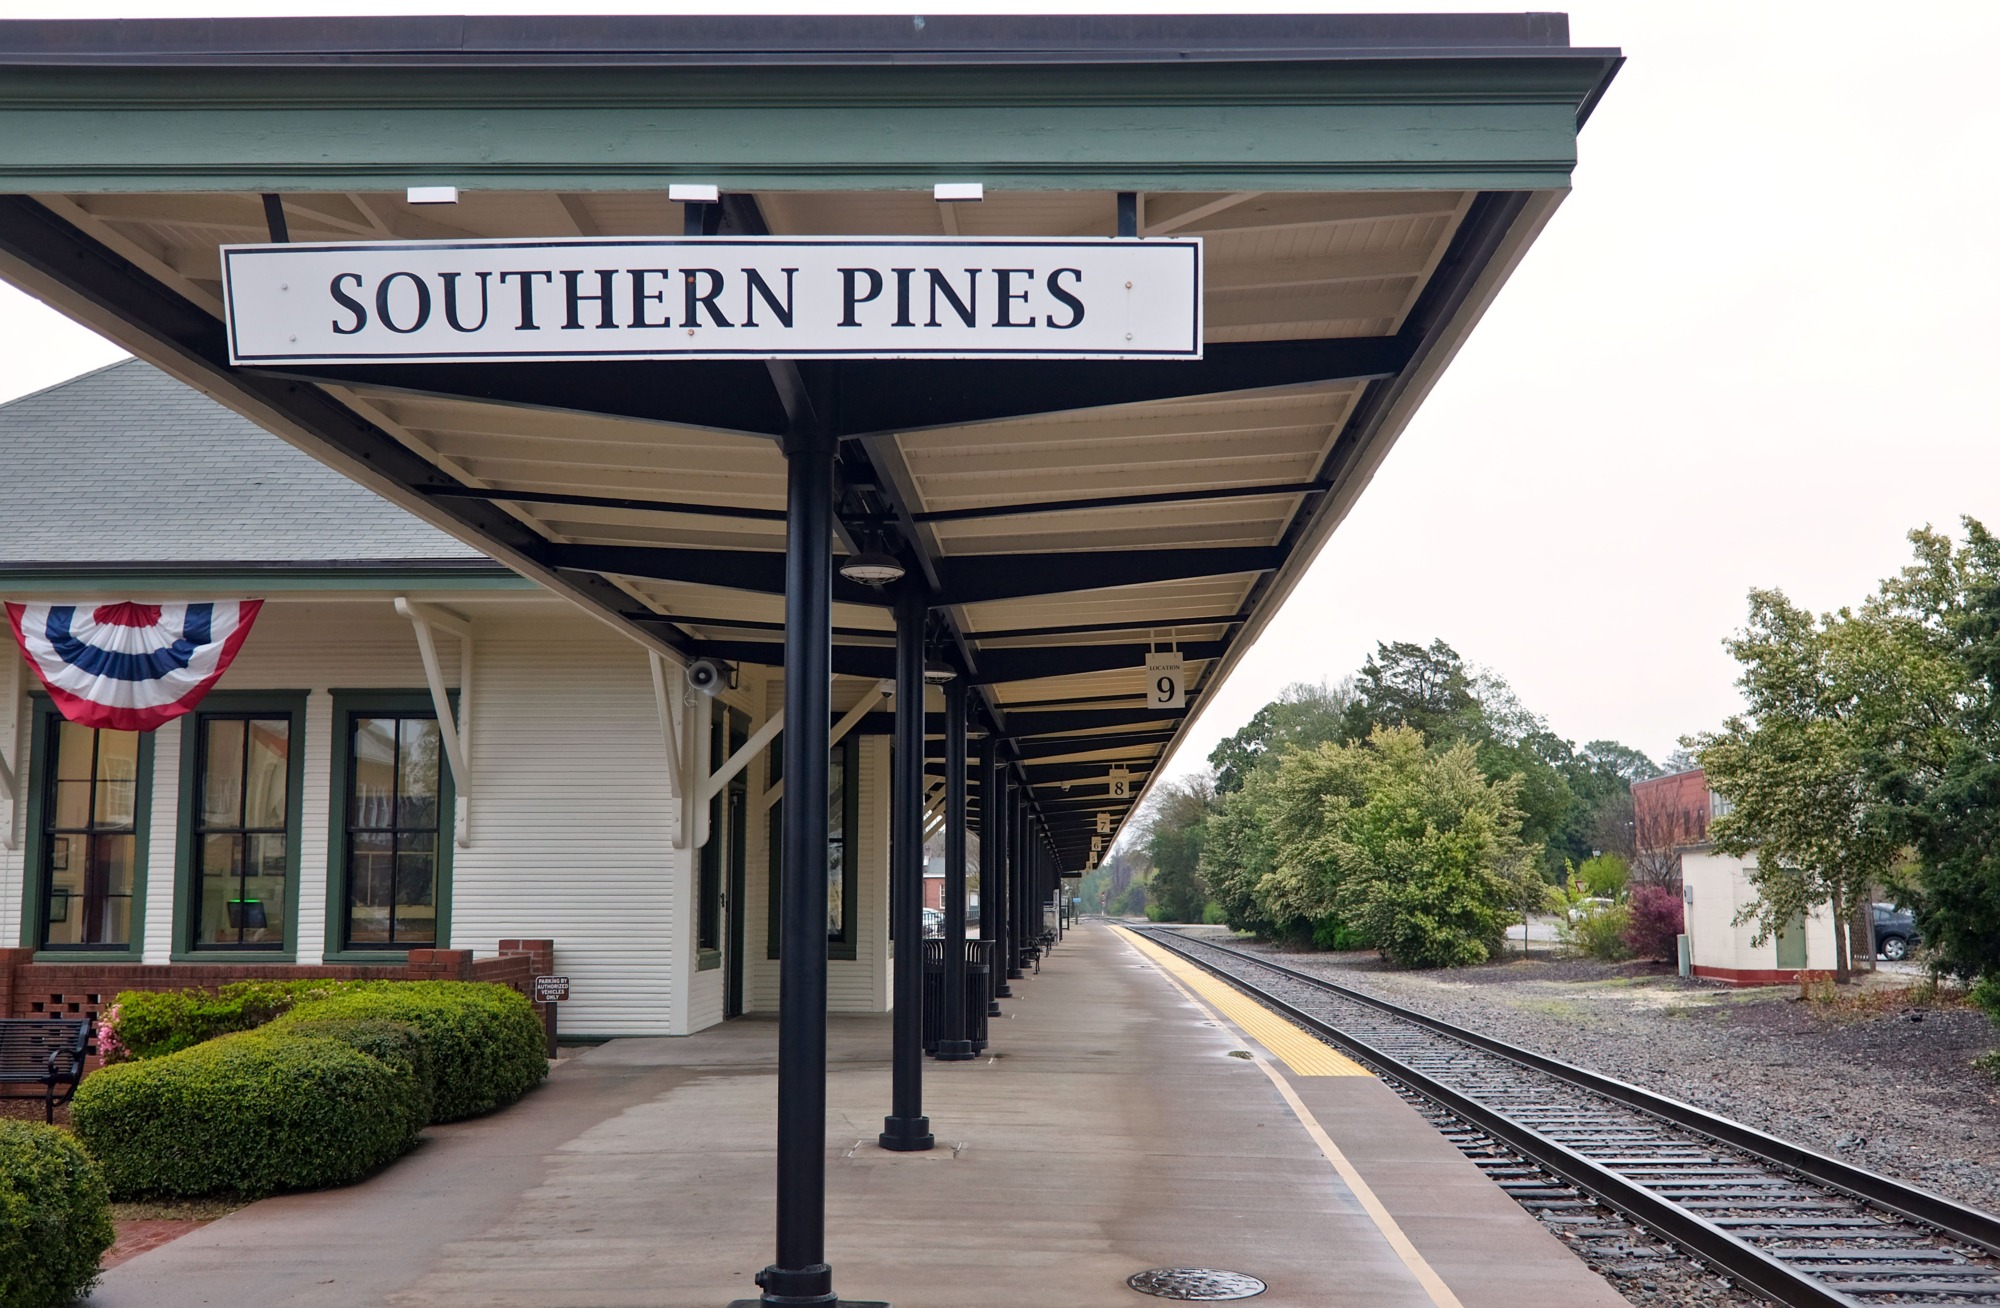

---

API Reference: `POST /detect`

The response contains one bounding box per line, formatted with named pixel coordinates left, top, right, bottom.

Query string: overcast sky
left=0, top=0, right=1994, bottom=794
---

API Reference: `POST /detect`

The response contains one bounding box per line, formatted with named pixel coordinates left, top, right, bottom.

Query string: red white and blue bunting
left=5, top=601, right=263, bottom=732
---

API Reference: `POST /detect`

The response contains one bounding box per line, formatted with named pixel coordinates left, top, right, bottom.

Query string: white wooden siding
left=2, top=597, right=725, bottom=1035
left=1, top=695, right=29, bottom=947
left=295, top=690, right=333, bottom=965
left=139, top=720, right=180, bottom=965
left=0, top=594, right=899, bottom=1033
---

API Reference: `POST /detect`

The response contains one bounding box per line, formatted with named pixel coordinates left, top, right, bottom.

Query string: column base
left=736, top=1265, right=870, bottom=1307
left=986, top=999, right=1002, bottom=1016
left=931, top=1039, right=976, bottom=1061
left=994, top=980, right=1013, bottom=997
left=1005, top=966, right=1023, bottom=980
left=878, top=1116, right=934, bottom=1152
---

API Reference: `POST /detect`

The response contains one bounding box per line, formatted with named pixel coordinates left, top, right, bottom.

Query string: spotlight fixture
left=669, top=183, right=721, bottom=204
left=923, top=659, right=957, bottom=685
left=838, top=550, right=906, bottom=586
left=934, top=182, right=985, bottom=203
left=405, top=186, right=459, bottom=205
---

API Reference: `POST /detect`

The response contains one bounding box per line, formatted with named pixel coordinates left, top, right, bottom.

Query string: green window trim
left=322, top=690, right=454, bottom=964
left=19, top=695, right=154, bottom=962
left=697, top=708, right=749, bottom=973
left=171, top=691, right=307, bottom=963
left=767, top=734, right=860, bottom=963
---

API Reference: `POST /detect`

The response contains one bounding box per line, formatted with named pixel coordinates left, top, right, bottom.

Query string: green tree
left=1866, top=522, right=2000, bottom=982
left=1339, top=640, right=1483, bottom=745
left=1140, top=774, right=1215, bottom=922
left=1198, top=768, right=1283, bottom=937
left=1574, top=853, right=1629, bottom=898
left=1209, top=678, right=1353, bottom=793
left=1264, top=727, right=1537, bottom=967
left=1690, top=587, right=1927, bottom=980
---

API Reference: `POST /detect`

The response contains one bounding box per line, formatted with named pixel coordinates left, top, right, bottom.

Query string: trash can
left=921, top=939, right=948, bottom=1054
left=964, top=939, right=993, bottom=1053
left=922, top=939, right=993, bottom=1055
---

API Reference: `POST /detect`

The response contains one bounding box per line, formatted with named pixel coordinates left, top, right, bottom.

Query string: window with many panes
left=766, top=734, right=859, bottom=961
left=342, top=711, right=445, bottom=950
left=37, top=716, right=143, bottom=950
left=189, top=713, right=293, bottom=950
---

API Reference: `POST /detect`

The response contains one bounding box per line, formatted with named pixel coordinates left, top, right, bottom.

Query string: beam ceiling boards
left=0, top=11, right=1618, bottom=858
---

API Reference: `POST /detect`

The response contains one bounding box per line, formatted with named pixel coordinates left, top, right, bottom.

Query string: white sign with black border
left=222, top=236, right=1202, bottom=364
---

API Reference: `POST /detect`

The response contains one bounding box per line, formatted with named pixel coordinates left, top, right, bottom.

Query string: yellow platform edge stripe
left=1118, top=928, right=1370, bottom=1077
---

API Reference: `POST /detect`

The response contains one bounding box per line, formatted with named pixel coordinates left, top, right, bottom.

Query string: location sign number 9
left=1145, top=654, right=1185, bottom=711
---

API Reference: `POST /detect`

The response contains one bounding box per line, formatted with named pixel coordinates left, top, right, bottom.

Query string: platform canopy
left=0, top=14, right=1618, bottom=867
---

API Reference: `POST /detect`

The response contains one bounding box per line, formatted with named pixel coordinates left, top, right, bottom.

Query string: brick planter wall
left=0, top=943, right=555, bottom=1061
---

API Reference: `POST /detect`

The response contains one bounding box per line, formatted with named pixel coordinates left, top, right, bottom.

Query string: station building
left=0, top=15, right=1626, bottom=1301
left=1634, top=768, right=1844, bottom=985
left=0, top=359, right=894, bottom=1036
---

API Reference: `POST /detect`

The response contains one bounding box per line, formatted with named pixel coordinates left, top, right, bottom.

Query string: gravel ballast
left=1152, top=924, right=2000, bottom=1308
left=1209, top=931, right=2000, bottom=1213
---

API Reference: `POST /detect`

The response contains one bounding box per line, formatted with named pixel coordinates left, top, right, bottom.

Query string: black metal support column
left=753, top=421, right=840, bottom=1307
left=1038, top=842, right=1052, bottom=942
left=978, top=733, right=1002, bottom=1016
left=991, top=770, right=1012, bottom=998
left=1008, top=796, right=1024, bottom=980
left=878, top=582, right=933, bottom=1152
left=934, top=678, right=975, bottom=1060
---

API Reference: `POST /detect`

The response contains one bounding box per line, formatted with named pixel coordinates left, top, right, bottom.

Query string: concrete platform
left=94, top=923, right=1628, bottom=1308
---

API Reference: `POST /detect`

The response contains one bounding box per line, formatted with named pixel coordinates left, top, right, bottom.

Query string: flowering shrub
left=94, top=1002, right=129, bottom=1065
left=1622, top=884, right=1685, bottom=962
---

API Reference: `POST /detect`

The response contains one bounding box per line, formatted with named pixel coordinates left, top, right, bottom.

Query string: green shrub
left=1973, top=974, right=2000, bottom=1024
left=1576, top=854, right=1630, bottom=899
left=0, top=1120, right=115, bottom=1308
left=1310, top=917, right=1375, bottom=952
left=71, top=1031, right=420, bottom=1200
left=1200, top=901, right=1228, bottom=925
left=1562, top=903, right=1634, bottom=961
left=280, top=1017, right=435, bottom=1133
left=110, top=978, right=363, bottom=1060
left=271, top=982, right=546, bottom=1123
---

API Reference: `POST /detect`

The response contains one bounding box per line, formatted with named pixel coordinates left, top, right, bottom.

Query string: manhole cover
left=1126, top=1268, right=1267, bottom=1300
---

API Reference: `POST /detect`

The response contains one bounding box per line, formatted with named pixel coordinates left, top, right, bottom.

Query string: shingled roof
left=0, top=359, right=485, bottom=566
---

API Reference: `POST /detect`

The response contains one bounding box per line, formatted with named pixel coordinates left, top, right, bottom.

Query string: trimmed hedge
left=268, top=982, right=546, bottom=1123
left=110, top=979, right=364, bottom=1060
left=282, top=1017, right=436, bottom=1132
left=77, top=979, right=548, bottom=1199
left=0, top=1120, right=115, bottom=1308
left=70, top=1031, right=422, bottom=1200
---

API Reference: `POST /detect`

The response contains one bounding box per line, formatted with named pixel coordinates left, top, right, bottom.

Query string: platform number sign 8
left=1146, top=653, right=1185, bottom=710
left=1108, top=767, right=1131, bottom=799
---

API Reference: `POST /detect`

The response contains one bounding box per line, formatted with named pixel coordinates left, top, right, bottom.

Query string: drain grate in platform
left=1126, top=1268, right=1267, bottom=1300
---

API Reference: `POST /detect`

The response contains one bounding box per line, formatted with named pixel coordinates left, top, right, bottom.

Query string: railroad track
left=1137, top=927, right=2000, bottom=1308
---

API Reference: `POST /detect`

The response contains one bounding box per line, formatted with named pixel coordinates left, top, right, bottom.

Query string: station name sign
left=222, top=236, right=1202, bottom=364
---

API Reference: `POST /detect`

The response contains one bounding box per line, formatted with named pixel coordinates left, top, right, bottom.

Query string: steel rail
left=1140, top=927, right=2000, bottom=1258
left=1137, top=927, right=2000, bottom=1308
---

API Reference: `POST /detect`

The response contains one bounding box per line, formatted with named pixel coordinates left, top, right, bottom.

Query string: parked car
left=1566, top=897, right=1615, bottom=922
left=1872, top=903, right=1921, bottom=961
left=922, top=907, right=945, bottom=938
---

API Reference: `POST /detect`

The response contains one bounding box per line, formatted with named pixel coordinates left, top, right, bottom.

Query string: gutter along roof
left=0, top=14, right=1619, bottom=867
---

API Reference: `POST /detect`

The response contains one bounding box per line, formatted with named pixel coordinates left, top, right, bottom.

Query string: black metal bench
left=0, top=1018, right=90, bottom=1123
